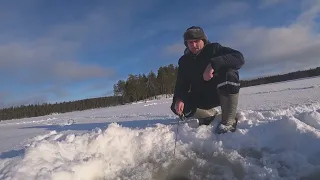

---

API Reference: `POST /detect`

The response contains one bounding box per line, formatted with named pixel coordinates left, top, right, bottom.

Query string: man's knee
left=217, top=69, right=240, bottom=95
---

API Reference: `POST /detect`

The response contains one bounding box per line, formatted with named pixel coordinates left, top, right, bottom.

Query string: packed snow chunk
left=296, top=110, right=320, bottom=130
left=143, top=102, right=158, bottom=107
left=7, top=112, right=320, bottom=180
left=0, top=121, right=280, bottom=180
left=0, top=123, right=180, bottom=180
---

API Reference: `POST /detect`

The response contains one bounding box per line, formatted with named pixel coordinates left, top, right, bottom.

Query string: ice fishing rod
left=173, top=113, right=185, bottom=156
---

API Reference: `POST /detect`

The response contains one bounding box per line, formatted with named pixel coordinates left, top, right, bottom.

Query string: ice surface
left=0, top=76, right=320, bottom=180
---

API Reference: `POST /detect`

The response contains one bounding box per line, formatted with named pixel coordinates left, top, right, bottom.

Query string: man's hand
left=203, top=63, right=214, bottom=81
left=175, top=99, right=184, bottom=116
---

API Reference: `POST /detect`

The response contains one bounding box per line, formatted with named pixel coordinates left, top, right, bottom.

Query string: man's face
left=186, top=39, right=204, bottom=54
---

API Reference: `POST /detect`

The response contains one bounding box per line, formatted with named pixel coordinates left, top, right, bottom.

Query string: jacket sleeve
left=173, top=57, right=190, bottom=103
left=209, top=43, right=245, bottom=71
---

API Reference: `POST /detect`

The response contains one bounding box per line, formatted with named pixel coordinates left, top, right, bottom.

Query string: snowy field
left=1, top=76, right=320, bottom=180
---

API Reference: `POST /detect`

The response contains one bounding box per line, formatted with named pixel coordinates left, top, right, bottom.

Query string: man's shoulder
left=205, top=42, right=222, bottom=50
left=177, top=48, right=192, bottom=65
left=178, top=54, right=188, bottom=66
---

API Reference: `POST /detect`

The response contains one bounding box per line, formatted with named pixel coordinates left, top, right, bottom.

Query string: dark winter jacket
left=173, top=42, right=245, bottom=105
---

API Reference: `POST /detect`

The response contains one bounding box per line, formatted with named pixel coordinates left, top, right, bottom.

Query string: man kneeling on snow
left=170, top=26, right=245, bottom=134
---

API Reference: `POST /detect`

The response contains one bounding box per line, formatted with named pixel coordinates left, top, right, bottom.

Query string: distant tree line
left=0, top=65, right=319, bottom=121
left=240, top=67, right=320, bottom=87
left=0, top=96, right=121, bottom=121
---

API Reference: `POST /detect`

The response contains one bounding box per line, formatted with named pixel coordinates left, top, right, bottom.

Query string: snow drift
left=0, top=76, right=320, bottom=180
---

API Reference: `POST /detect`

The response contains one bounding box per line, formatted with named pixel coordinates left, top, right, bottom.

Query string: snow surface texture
left=0, top=76, right=320, bottom=180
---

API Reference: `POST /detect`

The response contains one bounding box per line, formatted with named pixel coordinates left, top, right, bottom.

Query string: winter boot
left=216, top=91, right=239, bottom=134
left=192, top=108, right=218, bottom=126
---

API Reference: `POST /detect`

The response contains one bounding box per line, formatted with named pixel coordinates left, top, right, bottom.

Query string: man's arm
left=209, top=43, right=245, bottom=71
left=173, top=57, right=190, bottom=103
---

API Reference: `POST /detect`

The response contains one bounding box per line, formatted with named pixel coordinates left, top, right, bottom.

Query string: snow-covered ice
left=0, top=76, right=320, bottom=180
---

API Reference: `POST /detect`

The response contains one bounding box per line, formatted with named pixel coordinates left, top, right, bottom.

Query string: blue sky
left=1, top=0, right=320, bottom=108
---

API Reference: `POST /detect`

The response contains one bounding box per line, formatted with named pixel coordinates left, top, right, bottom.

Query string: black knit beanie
left=183, top=26, right=208, bottom=47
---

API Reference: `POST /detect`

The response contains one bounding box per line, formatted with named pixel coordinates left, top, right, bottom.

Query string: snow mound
left=296, top=111, right=320, bottom=130
left=1, top=103, right=320, bottom=180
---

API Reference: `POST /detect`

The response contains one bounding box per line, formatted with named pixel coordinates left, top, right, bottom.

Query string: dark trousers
left=170, top=68, right=240, bottom=118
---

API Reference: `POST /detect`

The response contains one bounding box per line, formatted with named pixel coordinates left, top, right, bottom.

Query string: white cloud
left=0, top=40, right=79, bottom=68
left=0, top=8, right=118, bottom=107
left=0, top=90, right=49, bottom=108
left=222, top=1, right=320, bottom=77
left=0, top=8, right=115, bottom=85
left=161, top=1, right=251, bottom=58
left=52, top=61, right=115, bottom=82
left=0, top=93, right=5, bottom=108
left=259, top=0, right=288, bottom=8
left=0, top=1, right=160, bottom=84
left=9, top=95, right=48, bottom=108
left=0, top=1, right=161, bottom=107
left=163, top=43, right=185, bottom=56
left=208, top=2, right=250, bottom=21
